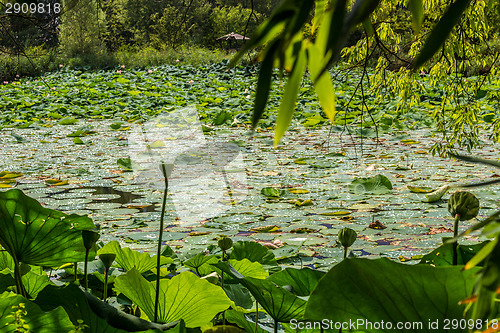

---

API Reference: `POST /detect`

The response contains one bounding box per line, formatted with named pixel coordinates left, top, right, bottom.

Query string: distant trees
left=58, top=0, right=106, bottom=56
left=0, top=0, right=280, bottom=57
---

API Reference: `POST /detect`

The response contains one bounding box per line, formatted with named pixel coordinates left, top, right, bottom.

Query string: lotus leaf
left=0, top=189, right=95, bottom=267
left=97, top=241, right=172, bottom=274
left=349, top=175, right=392, bottom=194
left=0, top=291, right=74, bottom=332
left=114, top=268, right=231, bottom=327
left=305, top=258, right=481, bottom=332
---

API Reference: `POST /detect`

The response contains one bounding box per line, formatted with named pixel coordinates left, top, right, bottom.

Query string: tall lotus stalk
left=82, top=230, right=100, bottom=290
left=13, top=257, right=26, bottom=297
left=154, top=163, right=168, bottom=323
left=218, top=236, right=233, bottom=325
left=448, top=191, right=479, bottom=265
left=99, top=253, right=116, bottom=301
left=338, top=227, right=357, bottom=259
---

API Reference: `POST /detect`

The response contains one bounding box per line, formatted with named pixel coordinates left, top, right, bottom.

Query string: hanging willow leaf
left=408, top=0, right=424, bottom=33
left=252, top=40, right=279, bottom=129
left=308, top=44, right=337, bottom=124
left=274, top=45, right=307, bottom=147
left=0, top=189, right=95, bottom=267
left=413, top=0, right=473, bottom=69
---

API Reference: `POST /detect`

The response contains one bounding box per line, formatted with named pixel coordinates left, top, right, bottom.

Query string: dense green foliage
left=0, top=187, right=498, bottom=332
left=230, top=0, right=499, bottom=153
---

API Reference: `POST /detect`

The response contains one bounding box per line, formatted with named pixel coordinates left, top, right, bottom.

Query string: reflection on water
left=48, top=186, right=157, bottom=212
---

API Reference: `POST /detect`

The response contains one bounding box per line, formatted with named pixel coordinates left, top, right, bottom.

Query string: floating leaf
left=289, top=188, right=309, bottom=194
left=45, top=179, right=68, bottom=186
left=251, top=225, right=280, bottom=233
left=368, top=220, right=386, bottom=229
left=0, top=172, right=22, bottom=179
left=149, top=140, right=165, bottom=148
left=58, top=117, right=78, bottom=125
left=73, top=137, right=84, bottom=144
left=422, top=184, right=451, bottom=202
left=349, top=175, right=392, bottom=194
left=11, top=133, right=28, bottom=143
left=260, top=187, right=281, bottom=197
left=407, top=185, right=433, bottom=193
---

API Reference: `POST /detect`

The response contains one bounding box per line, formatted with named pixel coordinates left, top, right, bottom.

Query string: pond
left=1, top=116, right=499, bottom=269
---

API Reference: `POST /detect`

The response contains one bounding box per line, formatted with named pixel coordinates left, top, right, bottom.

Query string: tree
left=231, top=0, right=499, bottom=154
left=58, top=0, right=106, bottom=57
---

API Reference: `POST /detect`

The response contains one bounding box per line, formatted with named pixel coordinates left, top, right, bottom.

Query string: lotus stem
left=221, top=249, right=226, bottom=325
left=103, top=267, right=109, bottom=301
left=254, top=302, right=258, bottom=333
left=452, top=213, right=460, bottom=265
left=84, top=249, right=89, bottom=290
left=154, top=163, right=168, bottom=323
left=274, top=319, right=278, bottom=333
left=74, top=262, right=78, bottom=282
left=343, top=246, right=348, bottom=259
left=13, top=257, right=26, bottom=297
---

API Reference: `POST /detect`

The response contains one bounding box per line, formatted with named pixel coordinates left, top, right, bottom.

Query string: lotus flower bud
left=448, top=191, right=479, bottom=221
left=82, top=230, right=100, bottom=250
left=218, top=236, right=233, bottom=251
left=99, top=254, right=116, bottom=269
left=338, top=227, right=357, bottom=248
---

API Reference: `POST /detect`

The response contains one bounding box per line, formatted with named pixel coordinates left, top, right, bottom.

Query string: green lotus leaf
left=58, top=117, right=78, bottom=125
left=419, top=242, right=488, bottom=266
left=184, top=253, right=217, bottom=272
left=114, top=268, right=231, bottom=327
left=305, top=258, right=481, bottom=332
left=35, top=284, right=161, bottom=333
left=225, top=310, right=269, bottom=333
left=0, top=291, right=74, bottom=332
left=260, top=187, right=281, bottom=197
left=230, top=241, right=280, bottom=273
left=422, top=184, right=450, bottom=202
left=21, top=271, right=52, bottom=298
left=0, top=189, right=95, bottom=267
left=349, top=174, right=393, bottom=194
left=267, top=267, right=325, bottom=297
left=97, top=241, right=172, bottom=273
left=215, top=262, right=306, bottom=322
left=228, top=259, right=268, bottom=279
left=223, top=284, right=253, bottom=309
left=0, top=251, right=14, bottom=271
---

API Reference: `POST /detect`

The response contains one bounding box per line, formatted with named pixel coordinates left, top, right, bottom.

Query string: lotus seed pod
left=338, top=227, right=357, bottom=248
left=218, top=236, right=233, bottom=251
left=99, top=253, right=116, bottom=269
left=448, top=191, right=479, bottom=221
left=82, top=230, right=100, bottom=250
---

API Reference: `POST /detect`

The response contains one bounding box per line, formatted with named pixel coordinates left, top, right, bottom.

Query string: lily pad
left=349, top=175, right=392, bottom=194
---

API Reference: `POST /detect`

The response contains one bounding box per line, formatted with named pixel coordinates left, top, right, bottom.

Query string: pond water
left=1, top=118, right=499, bottom=269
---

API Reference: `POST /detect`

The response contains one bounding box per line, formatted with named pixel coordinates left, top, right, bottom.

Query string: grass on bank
left=0, top=45, right=244, bottom=82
